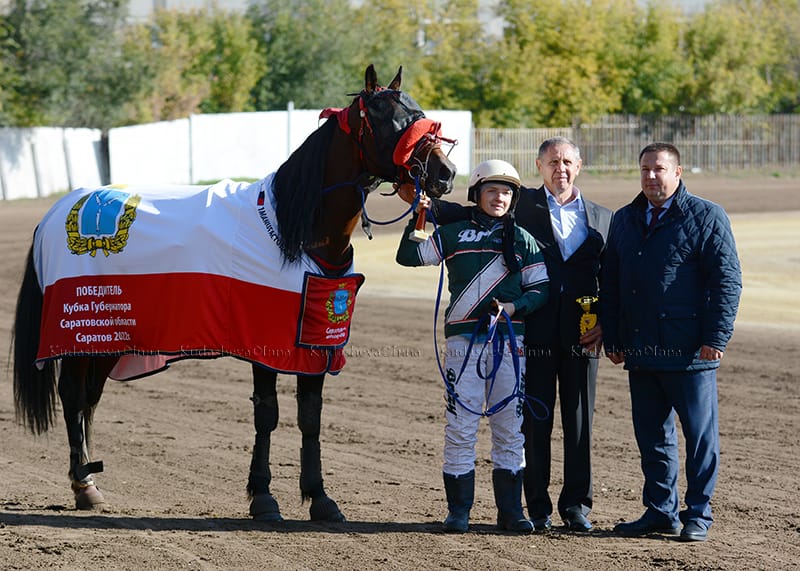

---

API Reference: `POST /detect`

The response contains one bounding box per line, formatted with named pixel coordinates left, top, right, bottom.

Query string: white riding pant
left=442, top=334, right=526, bottom=476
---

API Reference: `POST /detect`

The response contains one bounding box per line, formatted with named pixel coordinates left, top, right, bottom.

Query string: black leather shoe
left=614, top=515, right=680, bottom=537
left=679, top=521, right=708, bottom=542
left=564, top=512, right=593, bottom=532
left=532, top=515, right=552, bottom=531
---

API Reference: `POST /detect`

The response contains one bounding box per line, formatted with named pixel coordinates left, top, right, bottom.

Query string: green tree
left=349, top=0, right=431, bottom=96
left=620, top=0, right=692, bottom=115
left=0, top=19, right=13, bottom=123
left=199, top=10, right=266, bottom=114
left=248, top=0, right=360, bottom=110
left=499, top=0, right=638, bottom=127
left=414, top=0, right=525, bottom=127
left=0, top=0, right=146, bottom=129
left=760, top=0, right=800, bottom=112
left=123, top=9, right=217, bottom=123
left=683, top=0, right=782, bottom=114
left=119, top=7, right=265, bottom=123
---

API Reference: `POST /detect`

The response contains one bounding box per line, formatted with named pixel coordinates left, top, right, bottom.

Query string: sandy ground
left=1, top=174, right=799, bottom=570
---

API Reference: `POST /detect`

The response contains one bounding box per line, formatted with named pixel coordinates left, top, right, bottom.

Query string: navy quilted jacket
left=600, top=182, right=742, bottom=371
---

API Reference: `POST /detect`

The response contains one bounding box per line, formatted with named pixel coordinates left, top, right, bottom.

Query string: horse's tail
left=12, top=240, right=58, bottom=434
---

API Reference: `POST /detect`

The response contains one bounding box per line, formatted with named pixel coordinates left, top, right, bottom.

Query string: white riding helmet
left=467, top=159, right=521, bottom=207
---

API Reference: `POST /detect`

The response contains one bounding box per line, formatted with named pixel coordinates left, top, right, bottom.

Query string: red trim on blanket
left=38, top=273, right=347, bottom=379
left=307, top=250, right=354, bottom=275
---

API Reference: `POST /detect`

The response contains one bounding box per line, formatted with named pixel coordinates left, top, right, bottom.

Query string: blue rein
left=320, top=175, right=422, bottom=238
left=426, top=211, right=549, bottom=421
left=359, top=175, right=423, bottom=227
left=324, top=174, right=548, bottom=420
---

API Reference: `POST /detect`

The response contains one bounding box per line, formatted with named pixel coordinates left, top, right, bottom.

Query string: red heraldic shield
left=296, top=273, right=365, bottom=349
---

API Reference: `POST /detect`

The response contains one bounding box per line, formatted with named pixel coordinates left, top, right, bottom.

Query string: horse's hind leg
left=59, top=357, right=114, bottom=510
left=247, top=364, right=282, bottom=521
left=297, top=374, right=345, bottom=522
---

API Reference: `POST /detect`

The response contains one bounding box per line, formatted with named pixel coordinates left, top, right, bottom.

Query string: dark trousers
left=628, top=369, right=719, bottom=529
left=522, top=343, right=597, bottom=520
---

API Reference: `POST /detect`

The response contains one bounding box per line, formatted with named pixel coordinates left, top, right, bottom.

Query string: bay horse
left=11, top=64, right=455, bottom=522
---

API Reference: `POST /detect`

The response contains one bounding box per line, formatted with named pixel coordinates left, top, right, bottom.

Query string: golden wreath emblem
left=65, top=190, right=141, bottom=257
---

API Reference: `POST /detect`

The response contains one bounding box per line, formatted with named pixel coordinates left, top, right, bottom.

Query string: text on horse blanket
left=33, top=177, right=364, bottom=380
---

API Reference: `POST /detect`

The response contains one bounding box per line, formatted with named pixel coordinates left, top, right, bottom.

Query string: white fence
left=475, top=114, right=800, bottom=178
left=108, top=109, right=472, bottom=186
left=3, top=112, right=797, bottom=201
left=0, top=109, right=472, bottom=200
left=0, top=127, right=105, bottom=200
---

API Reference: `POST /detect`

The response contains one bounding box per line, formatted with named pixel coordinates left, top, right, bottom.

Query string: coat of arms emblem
left=65, top=189, right=141, bottom=256
left=326, top=286, right=353, bottom=323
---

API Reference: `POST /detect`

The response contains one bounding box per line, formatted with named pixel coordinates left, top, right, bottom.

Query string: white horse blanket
left=32, top=175, right=364, bottom=380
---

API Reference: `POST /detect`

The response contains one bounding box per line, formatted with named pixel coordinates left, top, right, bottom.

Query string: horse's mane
left=272, top=117, right=338, bottom=263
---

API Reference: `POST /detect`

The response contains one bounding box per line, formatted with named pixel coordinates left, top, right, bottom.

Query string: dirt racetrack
left=1, top=173, right=799, bottom=570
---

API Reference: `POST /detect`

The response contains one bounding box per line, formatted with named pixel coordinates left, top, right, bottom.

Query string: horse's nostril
left=439, top=169, right=455, bottom=192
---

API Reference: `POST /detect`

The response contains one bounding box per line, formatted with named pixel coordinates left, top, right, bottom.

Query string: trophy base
left=408, top=229, right=429, bottom=243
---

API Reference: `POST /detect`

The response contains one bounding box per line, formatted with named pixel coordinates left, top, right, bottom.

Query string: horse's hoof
left=73, top=484, right=106, bottom=510
left=250, top=493, right=283, bottom=522
left=310, top=495, right=346, bottom=522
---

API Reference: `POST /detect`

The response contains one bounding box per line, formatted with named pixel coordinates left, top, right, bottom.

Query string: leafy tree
left=123, top=9, right=217, bottom=123
left=199, top=10, right=266, bottom=114
left=1, top=0, right=799, bottom=130
left=0, top=0, right=145, bottom=129
left=498, top=0, right=638, bottom=127
left=413, top=0, right=526, bottom=127
left=683, top=0, right=781, bottom=113
left=119, top=7, right=265, bottom=123
left=760, top=0, right=800, bottom=112
left=620, top=0, right=692, bottom=115
left=0, top=19, right=13, bottom=123
left=350, top=0, right=431, bottom=95
left=247, top=0, right=361, bottom=110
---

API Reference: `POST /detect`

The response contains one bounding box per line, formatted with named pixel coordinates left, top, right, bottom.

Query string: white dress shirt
left=545, top=186, right=589, bottom=261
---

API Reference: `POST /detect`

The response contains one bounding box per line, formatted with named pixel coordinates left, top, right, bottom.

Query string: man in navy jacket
left=601, top=142, right=742, bottom=542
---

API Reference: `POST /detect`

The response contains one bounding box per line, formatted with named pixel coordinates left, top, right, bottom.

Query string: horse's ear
left=388, top=66, right=402, bottom=91
left=364, top=64, right=378, bottom=94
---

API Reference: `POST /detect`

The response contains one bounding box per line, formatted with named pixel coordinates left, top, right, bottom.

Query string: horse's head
left=276, top=65, right=455, bottom=265
left=341, top=65, right=455, bottom=198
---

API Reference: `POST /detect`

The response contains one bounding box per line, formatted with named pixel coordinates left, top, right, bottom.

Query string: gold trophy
left=576, top=296, right=599, bottom=357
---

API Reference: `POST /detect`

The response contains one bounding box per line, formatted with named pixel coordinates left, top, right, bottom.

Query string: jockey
left=396, top=159, right=549, bottom=533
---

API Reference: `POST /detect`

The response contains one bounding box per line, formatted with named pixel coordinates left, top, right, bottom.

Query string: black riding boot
left=493, top=469, right=534, bottom=533
left=443, top=470, right=475, bottom=533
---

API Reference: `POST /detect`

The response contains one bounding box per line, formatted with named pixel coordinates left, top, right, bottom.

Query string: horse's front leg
left=247, top=364, right=282, bottom=521
left=297, top=374, right=345, bottom=522
left=58, top=357, right=112, bottom=510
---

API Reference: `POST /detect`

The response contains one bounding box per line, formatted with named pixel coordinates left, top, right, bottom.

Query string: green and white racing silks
left=396, top=210, right=549, bottom=338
